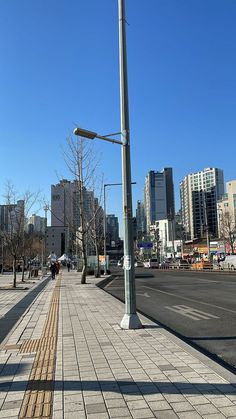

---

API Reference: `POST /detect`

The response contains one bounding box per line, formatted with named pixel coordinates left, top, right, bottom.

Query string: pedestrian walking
left=50, top=262, right=57, bottom=280
left=67, top=261, right=71, bottom=272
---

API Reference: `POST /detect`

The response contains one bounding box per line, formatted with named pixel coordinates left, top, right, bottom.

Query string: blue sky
left=1, top=0, right=236, bottom=233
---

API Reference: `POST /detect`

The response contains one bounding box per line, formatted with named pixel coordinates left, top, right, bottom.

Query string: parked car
left=143, top=258, right=159, bottom=269
left=135, top=261, right=143, bottom=268
left=219, top=255, right=236, bottom=270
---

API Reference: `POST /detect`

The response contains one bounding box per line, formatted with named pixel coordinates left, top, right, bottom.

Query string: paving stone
left=218, top=405, right=236, bottom=416
left=177, top=412, right=202, bottom=419
left=154, top=411, right=179, bottom=419
left=211, top=397, right=234, bottom=408
left=195, top=404, right=220, bottom=415
left=130, top=408, right=155, bottom=418
left=105, top=398, right=127, bottom=408
left=147, top=400, right=171, bottom=411
left=107, top=407, right=131, bottom=417
left=187, top=395, right=210, bottom=406
left=1, top=399, right=22, bottom=410
left=86, top=402, right=107, bottom=414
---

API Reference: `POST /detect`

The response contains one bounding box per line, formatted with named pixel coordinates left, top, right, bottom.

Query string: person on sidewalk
left=67, top=261, right=71, bottom=272
left=50, top=262, right=57, bottom=280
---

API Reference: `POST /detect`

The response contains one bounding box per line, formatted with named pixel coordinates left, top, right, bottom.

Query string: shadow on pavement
left=0, top=363, right=31, bottom=376
left=0, top=380, right=235, bottom=395
left=0, top=275, right=51, bottom=344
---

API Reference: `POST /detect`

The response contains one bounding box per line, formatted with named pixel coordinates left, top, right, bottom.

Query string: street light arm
left=73, top=127, right=123, bottom=145
left=95, top=134, right=123, bottom=145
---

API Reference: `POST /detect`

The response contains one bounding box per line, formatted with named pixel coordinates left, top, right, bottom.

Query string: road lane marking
left=165, top=305, right=219, bottom=321
left=144, top=286, right=236, bottom=315
left=137, top=292, right=150, bottom=298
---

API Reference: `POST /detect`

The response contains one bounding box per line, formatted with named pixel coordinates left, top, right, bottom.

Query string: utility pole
left=43, top=205, right=49, bottom=266
left=103, top=185, right=107, bottom=275
left=119, top=0, right=142, bottom=329
left=203, top=193, right=210, bottom=261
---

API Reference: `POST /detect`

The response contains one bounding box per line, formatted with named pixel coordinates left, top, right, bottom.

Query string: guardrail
left=157, top=264, right=236, bottom=272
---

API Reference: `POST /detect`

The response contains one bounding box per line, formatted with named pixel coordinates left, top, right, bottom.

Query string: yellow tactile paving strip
left=18, top=275, right=61, bottom=419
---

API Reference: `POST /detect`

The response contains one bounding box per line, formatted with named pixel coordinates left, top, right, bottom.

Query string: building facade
left=46, top=226, right=69, bottom=259
left=136, top=200, right=146, bottom=239
left=180, top=168, right=224, bottom=240
left=0, top=200, right=25, bottom=233
left=106, top=214, right=119, bottom=246
left=28, top=214, right=46, bottom=234
left=51, top=179, right=104, bottom=256
left=217, top=179, right=236, bottom=245
left=144, top=168, right=175, bottom=233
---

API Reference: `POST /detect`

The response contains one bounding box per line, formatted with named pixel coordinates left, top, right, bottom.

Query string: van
left=219, top=255, right=236, bottom=270
left=143, top=258, right=159, bottom=269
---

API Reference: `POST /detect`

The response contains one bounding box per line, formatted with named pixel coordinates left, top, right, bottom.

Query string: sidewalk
left=0, top=270, right=236, bottom=418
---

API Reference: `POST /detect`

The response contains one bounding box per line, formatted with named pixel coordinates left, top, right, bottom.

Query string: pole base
left=120, top=313, right=142, bottom=330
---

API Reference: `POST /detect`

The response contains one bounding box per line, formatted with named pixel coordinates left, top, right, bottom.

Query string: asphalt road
left=103, top=267, right=236, bottom=371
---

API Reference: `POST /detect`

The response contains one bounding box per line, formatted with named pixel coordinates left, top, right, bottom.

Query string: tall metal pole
left=119, top=0, right=142, bottom=329
left=103, top=185, right=107, bottom=275
left=44, top=205, right=49, bottom=266
left=203, top=193, right=210, bottom=261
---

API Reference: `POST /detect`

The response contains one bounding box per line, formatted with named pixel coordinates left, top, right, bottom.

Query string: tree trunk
left=21, top=257, right=25, bottom=282
left=95, top=244, right=100, bottom=278
left=13, top=257, right=17, bottom=288
left=81, top=238, right=87, bottom=284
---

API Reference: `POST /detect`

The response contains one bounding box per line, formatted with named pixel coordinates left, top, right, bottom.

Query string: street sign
left=137, top=242, right=153, bottom=249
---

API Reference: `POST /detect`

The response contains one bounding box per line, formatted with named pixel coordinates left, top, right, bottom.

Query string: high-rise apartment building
left=106, top=214, right=119, bottom=245
left=180, top=168, right=224, bottom=240
left=0, top=200, right=25, bottom=233
left=51, top=179, right=104, bottom=255
left=136, top=200, right=146, bottom=239
left=144, top=168, right=175, bottom=233
left=51, top=179, right=80, bottom=229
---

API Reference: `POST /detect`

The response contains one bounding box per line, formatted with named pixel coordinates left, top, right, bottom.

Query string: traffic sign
left=137, top=242, right=153, bottom=249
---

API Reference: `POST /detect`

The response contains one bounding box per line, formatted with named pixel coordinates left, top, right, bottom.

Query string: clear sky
left=1, top=0, right=236, bottom=233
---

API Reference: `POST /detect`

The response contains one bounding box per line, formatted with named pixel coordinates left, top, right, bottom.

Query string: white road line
left=165, top=305, right=219, bottom=321
left=144, top=286, right=236, bottom=315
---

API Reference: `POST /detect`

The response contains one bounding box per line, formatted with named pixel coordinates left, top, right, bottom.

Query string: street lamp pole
left=73, top=0, right=142, bottom=329
left=118, top=0, right=142, bottom=329
left=43, top=205, right=49, bottom=266
left=103, top=182, right=136, bottom=276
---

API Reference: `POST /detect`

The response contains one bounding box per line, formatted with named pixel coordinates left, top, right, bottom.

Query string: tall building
left=51, top=179, right=80, bottom=229
left=0, top=200, right=25, bottom=233
left=28, top=214, right=46, bottom=234
left=51, top=179, right=104, bottom=255
left=144, top=168, right=175, bottom=233
left=180, top=167, right=224, bottom=240
left=217, top=179, right=236, bottom=237
left=136, top=200, right=146, bottom=239
left=46, top=226, right=68, bottom=258
left=106, top=214, right=119, bottom=245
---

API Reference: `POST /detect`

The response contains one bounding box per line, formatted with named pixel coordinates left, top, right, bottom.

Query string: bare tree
left=87, top=191, right=104, bottom=278
left=219, top=211, right=236, bottom=254
left=2, top=181, right=41, bottom=287
left=63, top=136, right=101, bottom=284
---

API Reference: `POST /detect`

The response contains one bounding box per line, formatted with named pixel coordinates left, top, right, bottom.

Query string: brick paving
left=0, top=270, right=235, bottom=418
